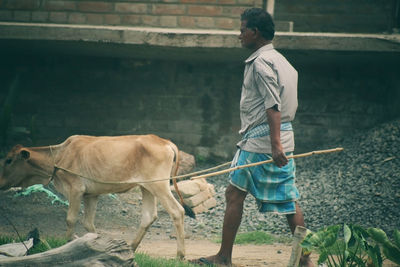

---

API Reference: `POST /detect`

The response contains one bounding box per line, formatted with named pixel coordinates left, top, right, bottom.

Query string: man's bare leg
left=286, top=202, right=314, bottom=267
left=195, top=184, right=247, bottom=266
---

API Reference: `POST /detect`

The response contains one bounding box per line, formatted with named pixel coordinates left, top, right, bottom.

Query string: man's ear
left=20, top=150, right=30, bottom=160
left=253, top=27, right=261, bottom=39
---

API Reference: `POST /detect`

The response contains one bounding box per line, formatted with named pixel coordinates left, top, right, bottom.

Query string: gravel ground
left=1, top=118, right=398, bottom=244
left=172, top=118, right=400, bottom=239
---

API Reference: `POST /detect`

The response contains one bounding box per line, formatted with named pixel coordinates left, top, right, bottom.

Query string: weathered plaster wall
left=1, top=50, right=399, bottom=159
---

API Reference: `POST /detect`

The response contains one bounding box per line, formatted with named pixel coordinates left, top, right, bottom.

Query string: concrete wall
left=1, top=50, right=399, bottom=160
left=0, top=0, right=395, bottom=33
left=276, top=0, right=395, bottom=33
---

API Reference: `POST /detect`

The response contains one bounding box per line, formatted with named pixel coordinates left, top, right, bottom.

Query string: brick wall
left=1, top=51, right=399, bottom=159
left=0, top=0, right=262, bottom=30
left=0, top=0, right=394, bottom=32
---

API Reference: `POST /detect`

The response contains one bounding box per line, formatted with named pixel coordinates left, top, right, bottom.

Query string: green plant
left=213, top=231, right=276, bottom=245
left=27, top=237, right=68, bottom=255
left=0, top=236, right=15, bottom=246
left=135, top=253, right=199, bottom=267
left=301, top=224, right=400, bottom=267
left=0, top=235, right=67, bottom=255
left=368, top=228, right=400, bottom=265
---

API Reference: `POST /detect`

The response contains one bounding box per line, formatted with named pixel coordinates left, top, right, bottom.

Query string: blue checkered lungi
left=229, top=122, right=299, bottom=214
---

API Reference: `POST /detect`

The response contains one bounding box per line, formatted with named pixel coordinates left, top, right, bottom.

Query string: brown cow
left=0, top=134, right=193, bottom=259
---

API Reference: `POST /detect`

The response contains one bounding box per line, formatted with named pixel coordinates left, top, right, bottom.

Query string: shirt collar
left=244, top=43, right=274, bottom=64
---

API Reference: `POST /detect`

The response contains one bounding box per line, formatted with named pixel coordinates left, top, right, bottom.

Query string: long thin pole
left=190, top=147, right=344, bottom=181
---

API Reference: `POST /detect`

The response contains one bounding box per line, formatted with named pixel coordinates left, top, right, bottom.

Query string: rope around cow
left=48, top=147, right=344, bottom=185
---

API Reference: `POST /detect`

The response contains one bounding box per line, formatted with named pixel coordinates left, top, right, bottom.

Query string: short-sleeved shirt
left=237, top=44, right=298, bottom=153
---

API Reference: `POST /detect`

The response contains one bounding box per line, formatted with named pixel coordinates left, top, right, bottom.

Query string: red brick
left=32, top=11, right=49, bottom=22
left=69, top=12, right=86, bottom=24
left=178, top=16, right=195, bottom=28
left=86, top=13, right=104, bottom=24
left=195, top=16, right=214, bottom=28
left=121, top=14, right=141, bottom=25
left=219, top=0, right=237, bottom=4
left=104, top=14, right=121, bottom=25
left=215, top=17, right=235, bottom=29
left=188, top=5, right=223, bottom=16
left=49, top=11, right=68, bottom=23
left=142, top=15, right=159, bottom=26
left=115, top=3, right=148, bottom=14
left=223, top=6, right=246, bottom=17
left=160, top=15, right=177, bottom=27
left=44, top=1, right=76, bottom=11
left=152, top=4, right=185, bottom=15
left=78, top=1, right=112, bottom=13
left=5, top=0, right=40, bottom=10
left=237, top=0, right=255, bottom=4
left=181, top=0, right=216, bottom=3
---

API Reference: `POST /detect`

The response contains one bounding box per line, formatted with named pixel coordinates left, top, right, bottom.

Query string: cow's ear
left=20, top=150, right=30, bottom=160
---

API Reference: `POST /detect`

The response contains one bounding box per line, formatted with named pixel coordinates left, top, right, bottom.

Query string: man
left=191, top=8, right=313, bottom=267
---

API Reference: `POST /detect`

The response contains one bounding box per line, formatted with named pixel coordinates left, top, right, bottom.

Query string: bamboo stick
left=190, top=147, right=343, bottom=181
left=172, top=161, right=232, bottom=180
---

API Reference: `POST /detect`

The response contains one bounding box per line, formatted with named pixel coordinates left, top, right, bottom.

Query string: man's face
left=239, top=20, right=256, bottom=49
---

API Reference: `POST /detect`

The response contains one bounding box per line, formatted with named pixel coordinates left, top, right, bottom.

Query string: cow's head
left=0, top=145, right=49, bottom=190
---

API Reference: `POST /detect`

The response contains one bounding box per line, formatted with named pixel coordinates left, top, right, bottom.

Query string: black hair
left=241, top=8, right=275, bottom=40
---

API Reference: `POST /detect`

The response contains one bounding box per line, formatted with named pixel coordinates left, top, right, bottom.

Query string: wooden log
left=0, top=233, right=135, bottom=267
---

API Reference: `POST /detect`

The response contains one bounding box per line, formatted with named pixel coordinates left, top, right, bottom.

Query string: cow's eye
left=5, top=158, right=12, bottom=165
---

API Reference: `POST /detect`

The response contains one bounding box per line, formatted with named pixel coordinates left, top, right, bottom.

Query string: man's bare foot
left=189, top=255, right=232, bottom=266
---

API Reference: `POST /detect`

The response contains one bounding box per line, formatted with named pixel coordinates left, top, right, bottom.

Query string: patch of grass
left=0, top=236, right=15, bottom=246
left=135, top=253, right=200, bottom=267
left=0, top=235, right=67, bottom=255
left=213, top=231, right=278, bottom=245
left=28, top=237, right=68, bottom=255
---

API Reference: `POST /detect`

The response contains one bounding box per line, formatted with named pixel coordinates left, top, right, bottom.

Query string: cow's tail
left=169, top=142, right=196, bottom=219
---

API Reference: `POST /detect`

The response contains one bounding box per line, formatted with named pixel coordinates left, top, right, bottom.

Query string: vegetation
left=0, top=235, right=68, bottom=255
left=301, top=224, right=400, bottom=266
left=135, top=253, right=199, bottom=267
left=27, top=237, right=68, bottom=255
left=214, top=231, right=278, bottom=245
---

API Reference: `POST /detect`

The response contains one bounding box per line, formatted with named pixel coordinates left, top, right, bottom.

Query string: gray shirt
left=237, top=44, right=298, bottom=153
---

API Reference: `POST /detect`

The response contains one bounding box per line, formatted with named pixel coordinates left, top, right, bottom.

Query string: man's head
left=239, top=8, right=275, bottom=50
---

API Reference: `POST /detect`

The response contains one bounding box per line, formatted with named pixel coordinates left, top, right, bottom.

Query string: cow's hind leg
left=131, top=186, right=158, bottom=252
left=83, top=195, right=99, bottom=233
left=154, top=186, right=185, bottom=259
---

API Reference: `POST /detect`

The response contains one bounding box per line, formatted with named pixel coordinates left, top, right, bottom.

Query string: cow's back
left=55, top=134, right=175, bottom=184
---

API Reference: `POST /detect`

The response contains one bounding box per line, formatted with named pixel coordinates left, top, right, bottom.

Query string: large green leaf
left=344, top=224, right=351, bottom=246
left=318, top=251, right=328, bottom=265
left=368, top=228, right=390, bottom=245
left=322, top=232, right=338, bottom=248
left=363, top=244, right=383, bottom=267
left=393, top=230, right=400, bottom=249
left=383, top=244, right=400, bottom=264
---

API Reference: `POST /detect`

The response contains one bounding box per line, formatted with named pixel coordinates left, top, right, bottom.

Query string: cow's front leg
left=83, top=195, right=99, bottom=233
left=66, top=192, right=82, bottom=240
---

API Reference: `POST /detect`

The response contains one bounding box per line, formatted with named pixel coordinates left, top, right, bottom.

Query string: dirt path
left=136, top=239, right=317, bottom=267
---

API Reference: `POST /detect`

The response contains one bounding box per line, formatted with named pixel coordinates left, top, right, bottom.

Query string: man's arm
left=266, top=107, right=288, bottom=168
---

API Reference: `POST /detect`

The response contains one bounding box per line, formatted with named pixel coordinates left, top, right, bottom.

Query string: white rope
left=46, top=147, right=343, bottom=185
